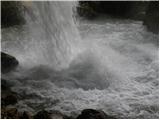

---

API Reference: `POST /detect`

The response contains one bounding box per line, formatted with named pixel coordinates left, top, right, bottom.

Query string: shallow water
left=1, top=3, right=159, bottom=119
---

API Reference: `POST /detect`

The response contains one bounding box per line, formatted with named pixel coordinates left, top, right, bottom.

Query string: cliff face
left=1, top=1, right=25, bottom=28
left=78, top=1, right=159, bottom=34
left=143, top=1, right=159, bottom=34
left=78, top=1, right=148, bottom=20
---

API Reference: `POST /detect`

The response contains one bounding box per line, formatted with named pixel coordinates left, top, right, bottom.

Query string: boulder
left=1, top=52, right=19, bottom=73
left=77, top=109, right=116, bottom=119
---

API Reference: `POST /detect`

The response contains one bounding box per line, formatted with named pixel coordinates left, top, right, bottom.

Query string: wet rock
left=1, top=1, right=25, bottom=28
left=1, top=79, right=14, bottom=91
left=34, top=110, right=52, bottom=119
left=77, top=109, right=116, bottom=119
left=77, top=3, right=98, bottom=19
left=50, top=110, right=72, bottom=119
left=1, top=107, right=19, bottom=119
left=1, top=79, right=9, bottom=90
left=33, top=110, right=71, bottom=119
left=19, top=111, right=33, bottom=119
left=78, top=1, right=148, bottom=20
left=1, top=52, right=19, bottom=73
left=1, top=107, right=33, bottom=119
left=4, top=94, right=18, bottom=106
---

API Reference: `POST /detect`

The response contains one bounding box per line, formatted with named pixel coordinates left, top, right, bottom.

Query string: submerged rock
left=77, top=109, right=116, bottom=119
left=33, top=110, right=71, bottom=119
left=19, top=111, right=33, bottom=119
left=1, top=52, right=19, bottom=73
left=34, top=110, right=52, bottom=119
left=1, top=107, right=33, bottom=119
left=3, top=95, right=18, bottom=106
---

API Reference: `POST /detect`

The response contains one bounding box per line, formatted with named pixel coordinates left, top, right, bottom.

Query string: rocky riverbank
left=1, top=86, right=115, bottom=119
left=1, top=52, right=116, bottom=119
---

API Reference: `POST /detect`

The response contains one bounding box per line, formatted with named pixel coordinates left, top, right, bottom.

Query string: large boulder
left=77, top=109, right=116, bottom=119
left=1, top=52, right=19, bottom=73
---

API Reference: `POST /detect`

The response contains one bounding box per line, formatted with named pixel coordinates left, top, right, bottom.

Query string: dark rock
left=1, top=52, right=19, bottom=73
left=33, top=110, right=71, bottom=119
left=50, top=110, right=72, bottom=119
left=78, top=1, right=149, bottom=20
left=1, top=79, right=8, bottom=90
left=34, top=110, right=52, bottom=119
left=1, top=107, right=33, bottom=119
left=4, top=94, right=18, bottom=106
left=143, top=1, right=159, bottom=34
left=19, top=111, right=33, bottom=119
left=1, top=98, right=6, bottom=107
left=1, top=1, right=25, bottom=28
left=77, top=109, right=116, bottom=119
left=1, top=107, right=19, bottom=119
left=1, top=79, right=13, bottom=90
left=77, top=2, right=98, bottom=19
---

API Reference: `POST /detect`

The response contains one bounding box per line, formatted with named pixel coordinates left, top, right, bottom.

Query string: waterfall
left=1, top=1, right=158, bottom=118
left=22, top=1, right=82, bottom=69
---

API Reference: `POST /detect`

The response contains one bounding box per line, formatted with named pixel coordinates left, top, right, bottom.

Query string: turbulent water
left=2, top=1, right=159, bottom=119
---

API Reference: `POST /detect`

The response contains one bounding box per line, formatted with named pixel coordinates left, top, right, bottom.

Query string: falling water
left=2, top=1, right=159, bottom=119
left=3, top=1, right=82, bottom=69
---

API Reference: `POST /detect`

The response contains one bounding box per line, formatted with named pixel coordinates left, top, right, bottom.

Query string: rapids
left=1, top=1, right=159, bottom=119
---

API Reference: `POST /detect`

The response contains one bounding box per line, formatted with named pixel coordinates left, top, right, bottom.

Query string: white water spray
left=2, top=1, right=159, bottom=119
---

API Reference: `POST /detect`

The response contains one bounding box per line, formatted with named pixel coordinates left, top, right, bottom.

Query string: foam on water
left=1, top=2, right=159, bottom=119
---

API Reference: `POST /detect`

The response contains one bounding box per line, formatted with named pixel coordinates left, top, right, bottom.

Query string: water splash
left=3, top=1, right=83, bottom=69
left=1, top=1, right=159, bottom=119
